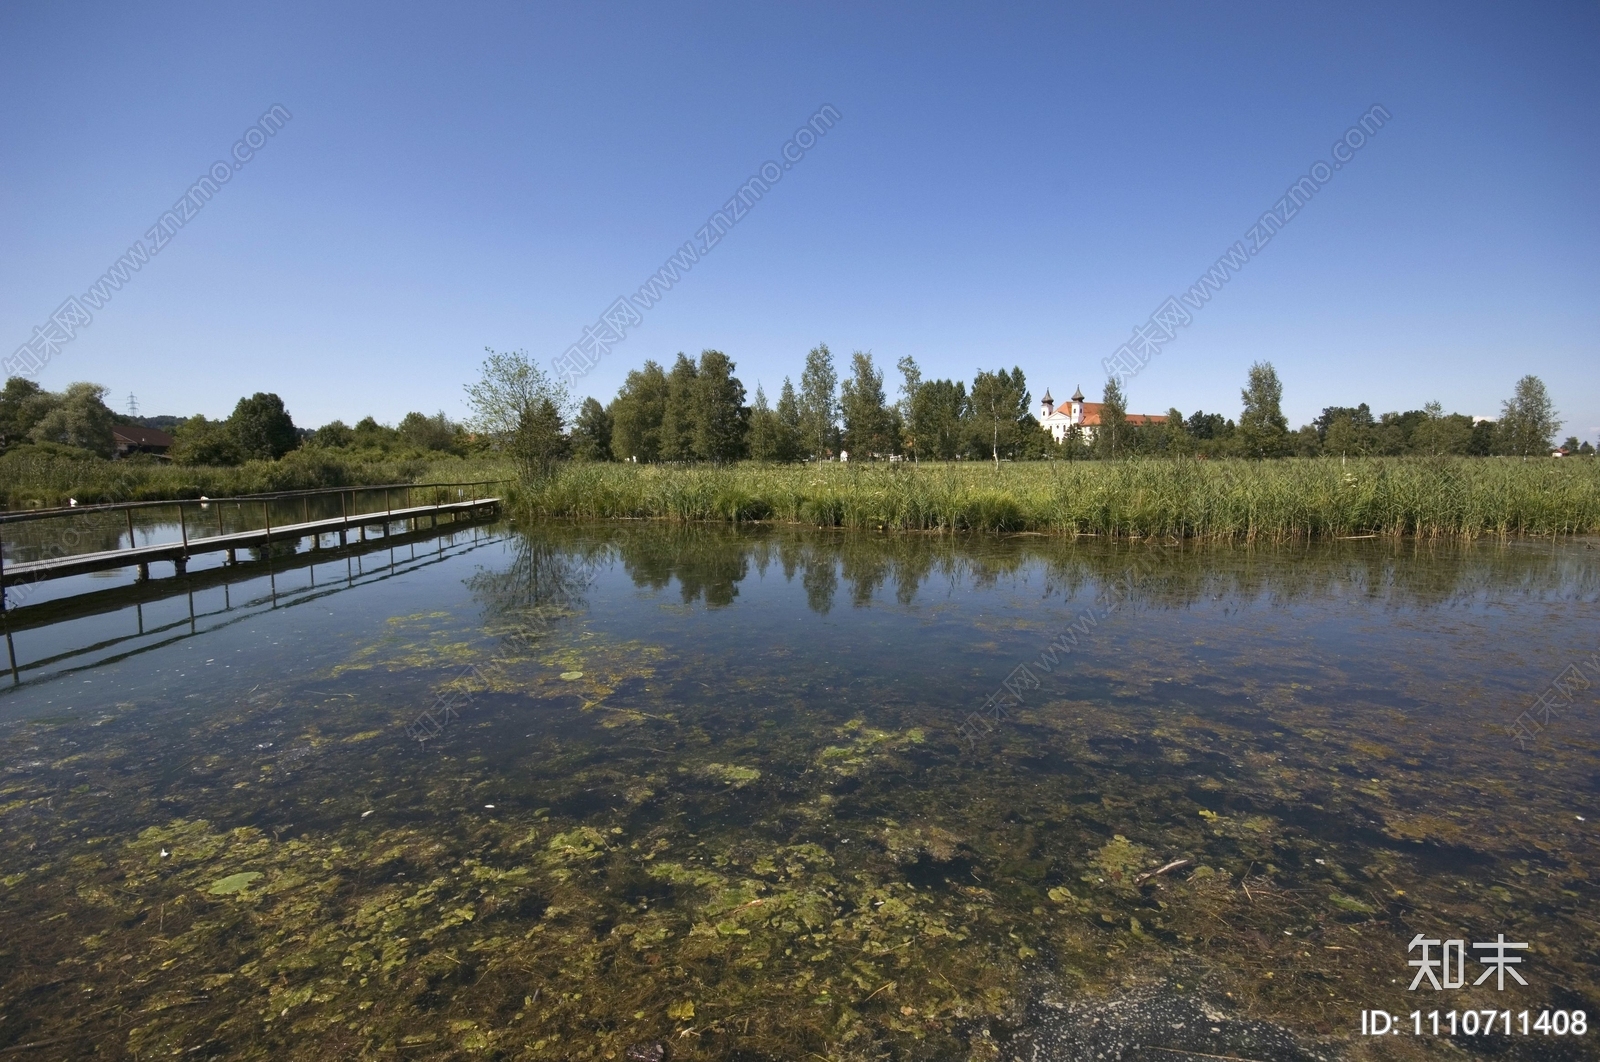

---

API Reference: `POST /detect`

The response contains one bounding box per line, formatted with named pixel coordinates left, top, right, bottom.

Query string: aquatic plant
left=2, top=525, right=1595, bottom=1061
left=518, top=457, right=1600, bottom=539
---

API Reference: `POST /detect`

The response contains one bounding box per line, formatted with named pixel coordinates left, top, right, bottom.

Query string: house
left=1037, top=387, right=1167, bottom=443
left=112, top=424, right=174, bottom=458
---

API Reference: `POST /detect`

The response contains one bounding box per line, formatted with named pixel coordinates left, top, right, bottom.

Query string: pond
left=1, top=523, right=1597, bottom=1061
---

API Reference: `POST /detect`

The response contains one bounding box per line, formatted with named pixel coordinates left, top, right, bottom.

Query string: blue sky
left=2, top=2, right=1596, bottom=440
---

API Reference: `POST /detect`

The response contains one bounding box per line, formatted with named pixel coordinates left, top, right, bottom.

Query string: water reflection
left=0, top=523, right=1594, bottom=1061
left=592, top=524, right=1596, bottom=615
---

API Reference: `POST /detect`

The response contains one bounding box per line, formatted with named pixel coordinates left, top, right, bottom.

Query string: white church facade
left=1037, top=387, right=1168, bottom=442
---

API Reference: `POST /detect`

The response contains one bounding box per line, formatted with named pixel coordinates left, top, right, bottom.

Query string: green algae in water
left=698, top=762, right=761, bottom=787
left=1, top=526, right=1597, bottom=1061
left=206, top=871, right=262, bottom=895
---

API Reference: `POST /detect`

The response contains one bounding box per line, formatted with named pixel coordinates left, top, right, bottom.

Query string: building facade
left=1037, top=387, right=1167, bottom=443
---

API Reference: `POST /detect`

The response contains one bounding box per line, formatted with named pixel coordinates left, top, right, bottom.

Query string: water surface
left=1, top=524, right=1596, bottom=1060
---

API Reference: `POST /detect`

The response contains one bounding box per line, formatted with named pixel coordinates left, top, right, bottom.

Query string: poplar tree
left=1163, top=408, right=1191, bottom=456
left=1496, top=375, right=1561, bottom=457
left=608, top=360, right=668, bottom=462
left=798, top=343, right=838, bottom=459
left=747, top=385, right=781, bottom=462
left=775, top=378, right=804, bottom=461
left=692, top=349, right=747, bottom=463
left=659, top=353, right=700, bottom=461
left=911, top=379, right=966, bottom=460
left=840, top=350, right=895, bottom=457
left=965, top=368, right=1030, bottom=465
left=571, top=398, right=612, bottom=461
left=1238, top=361, right=1289, bottom=458
left=896, top=355, right=923, bottom=461
left=1095, top=377, right=1127, bottom=459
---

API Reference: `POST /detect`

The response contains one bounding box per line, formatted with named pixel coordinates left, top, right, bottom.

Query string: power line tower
left=127, top=392, right=140, bottom=418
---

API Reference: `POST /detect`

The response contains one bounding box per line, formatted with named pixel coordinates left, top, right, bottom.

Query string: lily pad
left=560, top=671, right=584, bottom=680
left=207, top=872, right=262, bottom=895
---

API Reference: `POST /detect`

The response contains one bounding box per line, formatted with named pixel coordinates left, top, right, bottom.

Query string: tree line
left=554, top=346, right=1583, bottom=465
left=574, top=345, right=1062, bottom=465
left=1, top=352, right=1579, bottom=473
left=0, top=377, right=483, bottom=465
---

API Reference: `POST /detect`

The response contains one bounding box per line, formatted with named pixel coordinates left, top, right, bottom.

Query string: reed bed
left=0, top=448, right=513, bottom=508
left=520, top=457, right=1600, bottom=540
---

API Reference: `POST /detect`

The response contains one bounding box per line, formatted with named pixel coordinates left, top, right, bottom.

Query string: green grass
left=519, top=457, right=1600, bottom=539
left=0, top=445, right=514, bottom=508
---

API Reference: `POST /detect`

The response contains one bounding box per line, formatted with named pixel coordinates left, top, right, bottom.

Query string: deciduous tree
left=692, top=349, right=746, bottom=463
left=798, top=343, right=838, bottom=459
left=571, top=398, right=613, bottom=461
left=170, top=414, right=243, bottom=465
left=896, top=355, right=923, bottom=461
left=464, top=347, right=571, bottom=479
left=1497, top=375, right=1561, bottom=457
left=609, top=360, right=668, bottom=462
left=397, top=411, right=460, bottom=452
left=912, top=379, right=966, bottom=460
left=228, top=392, right=299, bottom=460
left=968, top=367, right=1030, bottom=465
left=840, top=351, right=896, bottom=458
left=775, top=379, right=804, bottom=462
left=0, top=377, right=50, bottom=448
left=659, top=353, right=700, bottom=461
left=1095, top=378, right=1128, bottom=459
left=1237, top=361, right=1289, bottom=458
left=28, top=382, right=117, bottom=457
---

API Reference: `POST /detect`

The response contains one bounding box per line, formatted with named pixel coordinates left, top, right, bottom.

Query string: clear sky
left=2, top=2, right=1596, bottom=441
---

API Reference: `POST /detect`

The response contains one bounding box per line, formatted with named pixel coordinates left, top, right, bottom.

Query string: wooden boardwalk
left=0, top=483, right=503, bottom=595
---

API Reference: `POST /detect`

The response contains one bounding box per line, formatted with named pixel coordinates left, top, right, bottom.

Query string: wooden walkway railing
left=0, top=480, right=507, bottom=601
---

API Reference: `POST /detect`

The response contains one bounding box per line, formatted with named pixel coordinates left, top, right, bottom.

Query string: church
left=1037, top=387, right=1168, bottom=443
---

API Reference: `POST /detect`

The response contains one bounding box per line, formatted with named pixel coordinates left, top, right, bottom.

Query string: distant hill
left=113, top=415, right=183, bottom=432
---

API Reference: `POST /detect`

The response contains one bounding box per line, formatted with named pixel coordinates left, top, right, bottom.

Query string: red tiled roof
left=112, top=425, right=174, bottom=448
left=1072, top=401, right=1167, bottom=427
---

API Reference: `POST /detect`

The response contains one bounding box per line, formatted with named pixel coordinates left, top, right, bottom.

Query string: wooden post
left=339, top=491, right=348, bottom=547
left=175, top=502, right=188, bottom=574
left=126, top=508, right=137, bottom=551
